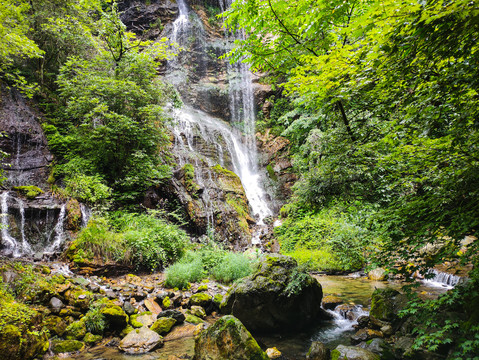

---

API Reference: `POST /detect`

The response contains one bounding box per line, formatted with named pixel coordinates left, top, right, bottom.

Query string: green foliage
left=13, top=185, right=44, bottom=199
left=70, top=217, right=125, bottom=264
left=83, top=304, right=106, bottom=335
left=69, top=212, right=188, bottom=272
left=399, top=270, right=479, bottom=359
left=64, top=174, right=112, bottom=205
left=211, top=252, right=254, bottom=284
left=275, top=205, right=368, bottom=272
left=165, top=242, right=255, bottom=288
left=113, top=211, right=189, bottom=271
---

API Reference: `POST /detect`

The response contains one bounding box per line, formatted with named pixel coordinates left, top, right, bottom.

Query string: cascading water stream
left=1, top=192, right=17, bottom=255
left=80, top=203, right=91, bottom=228
left=168, top=0, right=273, bottom=244
left=17, top=198, right=33, bottom=256
left=45, top=204, right=66, bottom=254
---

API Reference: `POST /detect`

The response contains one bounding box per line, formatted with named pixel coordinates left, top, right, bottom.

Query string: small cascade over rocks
left=0, top=190, right=68, bottom=259
left=423, top=268, right=464, bottom=288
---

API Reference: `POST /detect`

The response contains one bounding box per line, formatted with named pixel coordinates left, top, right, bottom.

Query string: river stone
left=157, top=309, right=186, bottom=324
left=266, top=347, right=282, bottom=359
left=189, top=305, right=206, bottom=319
left=369, top=289, right=408, bottom=325
left=322, top=295, right=343, bottom=310
left=351, top=328, right=383, bottom=344
left=50, top=297, right=64, bottom=313
left=118, top=327, right=163, bottom=354
left=123, top=301, right=136, bottom=315
left=220, top=254, right=323, bottom=332
left=331, top=345, right=380, bottom=360
left=368, top=268, right=387, bottom=281
left=194, top=315, right=269, bottom=360
left=307, top=341, right=330, bottom=360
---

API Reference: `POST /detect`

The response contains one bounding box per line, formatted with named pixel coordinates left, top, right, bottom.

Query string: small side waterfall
left=80, top=203, right=91, bottom=228
left=0, top=190, right=67, bottom=258
left=45, top=204, right=66, bottom=254
left=424, top=269, right=464, bottom=288
left=1, top=192, right=18, bottom=256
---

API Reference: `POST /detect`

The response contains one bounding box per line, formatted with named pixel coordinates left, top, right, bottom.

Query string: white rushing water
left=168, top=0, right=273, bottom=244
left=17, top=197, right=33, bottom=256
left=423, top=269, right=464, bottom=289
left=80, top=203, right=91, bottom=228
left=45, top=204, right=66, bottom=254
left=1, top=192, right=18, bottom=255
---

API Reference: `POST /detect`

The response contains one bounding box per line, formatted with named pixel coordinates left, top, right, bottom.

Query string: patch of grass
left=211, top=252, right=254, bottom=284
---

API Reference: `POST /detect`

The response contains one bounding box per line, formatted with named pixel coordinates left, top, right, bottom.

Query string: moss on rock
left=190, top=293, right=212, bottom=307
left=51, top=340, right=85, bottom=354
left=13, top=185, right=43, bottom=199
left=194, top=315, right=269, bottom=360
left=151, top=317, right=176, bottom=335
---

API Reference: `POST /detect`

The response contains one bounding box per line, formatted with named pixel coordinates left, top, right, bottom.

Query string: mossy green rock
left=221, top=254, right=323, bottom=332
left=190, top=293, right=213, bottom=307
left=151, top=317, right=177, bottom=335
left=83, top=332, right=102, bottom=345
left=44, top=315, right=67, bottom=337
left=189, top=305, right=206, bottom=319
left=213, top=294, right=223, bottom=307
left=13, top=185, right=43, bottom=199
left=65, top=319, right=87, bottom=340
left=195, top=315, right=269, bottom=360
left=331, top=345, right=380, bottom=360
left=51, top=340, right=85, bottom=354
left=64, top=289, right=92, bottom=310
left=0, top=324, right=49, bottom=360
left=370, top=288, right=408, bottom=324
left=101, top=304, right=128, bottom=330
left=185, top=314, right=205, bottom=324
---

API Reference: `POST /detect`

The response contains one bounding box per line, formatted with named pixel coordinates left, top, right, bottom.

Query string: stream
left=59, top=271, right=453, bottom=360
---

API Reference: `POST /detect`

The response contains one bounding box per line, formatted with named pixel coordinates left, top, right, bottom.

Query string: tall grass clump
left=211, top=252, right=254, bottom=284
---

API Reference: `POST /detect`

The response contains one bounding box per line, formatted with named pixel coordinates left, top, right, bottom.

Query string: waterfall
left=80, top=203, right=91, bottom=228
left=167, top=0, right=273, bottom=244
left=1, top=192, right=17, bottom=255
left=423, top=269, right=464, bottom=288
left=17, top=198, right=33, bottom=256
left=45, top=204, right=66, bottom=254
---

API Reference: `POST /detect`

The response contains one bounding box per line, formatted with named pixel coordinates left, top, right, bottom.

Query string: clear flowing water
left=80, top=203, right=91, bottom=228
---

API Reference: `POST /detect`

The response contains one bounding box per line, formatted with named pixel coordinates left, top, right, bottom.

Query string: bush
left=114, top=212, right=189, bottom=271
left=165, top=246, right=256, bottom=288
left=69, top=217, right=125, bottom=264
left=83, top=304, right=106, bottom=335
left=211, top=252, right=253, bottom=284
left=275, top=205, right=368, bottom=272
left=164, top=255, right=204, bottom=289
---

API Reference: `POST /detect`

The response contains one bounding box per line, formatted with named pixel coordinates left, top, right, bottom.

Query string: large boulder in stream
left=369, top=288, right=408, bottom=327
left=118, top=326, right=163, bottom=354
left=194, top=315, right=269, bottom=360
left=220, top=254, right=324, bottom=332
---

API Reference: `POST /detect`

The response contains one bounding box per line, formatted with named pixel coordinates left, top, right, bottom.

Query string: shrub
left=115, top=212, right=189, bottom=271
left=84, top=304, right=106, bottom=335
left=211, top=252, right=253, bottom=284
left=69, top=217, right=125, bottom=264
left=164, top=255, right=204, bottom=289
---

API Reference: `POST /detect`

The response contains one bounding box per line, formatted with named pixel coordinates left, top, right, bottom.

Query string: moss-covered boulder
left=220, top=254, right=324, bottom=332
left=307, top=341, right=330, bottom=360
left=44, top=315, right=67, bottom=337
left=83, top=332, right=103, bottom=345
left=189, top=305, right=206, bottom=319
left=190, top=293, right=213, bottom=308
left=194, top=315, right=269, bottom=360
left=65, top=318, right=87, bottom=340
left=331, top=345, right=380, bottom=360
left=185, top=314, right=205, bottom=324
left=101, top=303, right=129, bottom=330
left=64, top=288, right=93, bottom=311
left=0, top=293, right=49, bottom=360
left=369, top=289, right=408, bottom=326
left=51, top=340, right=85, bottom=354
left=151, top=317, right=176, bottom=335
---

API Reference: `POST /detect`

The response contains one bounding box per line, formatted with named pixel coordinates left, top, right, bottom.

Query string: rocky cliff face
left=0, top=85, right=52, bottom=188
